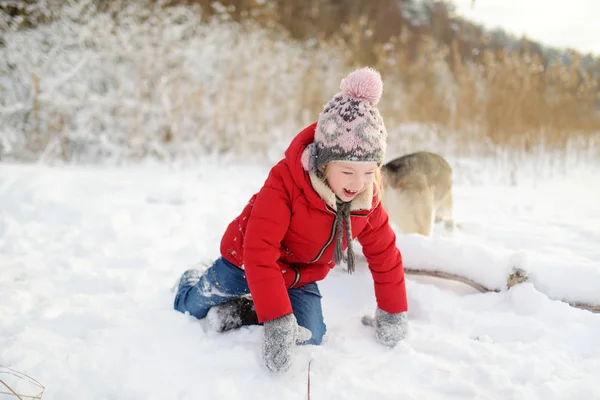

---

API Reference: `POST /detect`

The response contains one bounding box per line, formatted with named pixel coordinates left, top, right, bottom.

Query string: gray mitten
left=362, top=308, right=408, bottom=347
left=263, top=313, right=312, bottom=372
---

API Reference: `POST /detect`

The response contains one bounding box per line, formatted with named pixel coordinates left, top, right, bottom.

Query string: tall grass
left=371, top=33, right=600, bottom=154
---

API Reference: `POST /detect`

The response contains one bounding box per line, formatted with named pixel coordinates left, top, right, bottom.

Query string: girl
left=174, top=67, right=408, bottom=372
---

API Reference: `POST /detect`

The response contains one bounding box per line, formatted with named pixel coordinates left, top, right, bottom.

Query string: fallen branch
left=567, top=302, right=600, bottom=313
left=403, top=266, right=528, bottom=293
left=404, top=268, right=493, bottom=293
left=350, top=253, right=600, bottom=313
left=403, top=266, right=600, bottom=313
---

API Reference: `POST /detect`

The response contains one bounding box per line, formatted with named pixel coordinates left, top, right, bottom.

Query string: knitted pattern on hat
left=301, top=67, right=388, bottom=173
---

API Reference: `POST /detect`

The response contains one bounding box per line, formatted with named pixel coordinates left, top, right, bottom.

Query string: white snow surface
left=1, top=160, right=600, bottom=399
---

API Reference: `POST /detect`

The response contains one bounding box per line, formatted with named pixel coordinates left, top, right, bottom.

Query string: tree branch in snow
left=567, top=302, right=600, bottom=313
left=403, top=266, right=600, bottom=313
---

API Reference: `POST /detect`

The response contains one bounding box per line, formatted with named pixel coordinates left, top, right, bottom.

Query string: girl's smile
left=325, top=161, right=378, bottom=202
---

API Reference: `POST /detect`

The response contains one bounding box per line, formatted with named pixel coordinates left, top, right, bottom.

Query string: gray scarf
left=333, top=197, right=356, bottom=274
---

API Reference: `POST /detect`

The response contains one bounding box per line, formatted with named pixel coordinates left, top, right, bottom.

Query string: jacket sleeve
left=357, top=202, right=408, bottom=314
left=243, top=162, right=293, bottom=323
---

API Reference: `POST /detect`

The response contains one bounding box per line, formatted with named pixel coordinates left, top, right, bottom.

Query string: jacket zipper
left=308, top=209, right=338, bottom=263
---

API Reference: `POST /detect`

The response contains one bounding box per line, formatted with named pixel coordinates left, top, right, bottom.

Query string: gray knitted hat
left=301, top=67, right=388, bottom=173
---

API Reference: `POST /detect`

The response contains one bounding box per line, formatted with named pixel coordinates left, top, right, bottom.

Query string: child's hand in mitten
left=362, top=308, right=408, bottom=347
left=263, top=313, right=312, bottom=372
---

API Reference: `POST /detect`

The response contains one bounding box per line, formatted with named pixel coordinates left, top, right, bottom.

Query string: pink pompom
left=340, top=67, right=383, bottom=105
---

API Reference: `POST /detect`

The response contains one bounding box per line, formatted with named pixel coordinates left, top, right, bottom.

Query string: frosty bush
left=0, top=0, right=348, bottom=163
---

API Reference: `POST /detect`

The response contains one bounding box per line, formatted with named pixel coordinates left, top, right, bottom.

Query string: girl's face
left=325, top=161, right=378, bottom=202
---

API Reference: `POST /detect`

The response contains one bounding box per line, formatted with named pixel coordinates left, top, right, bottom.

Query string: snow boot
left=206, top=296, right=259, bottom=332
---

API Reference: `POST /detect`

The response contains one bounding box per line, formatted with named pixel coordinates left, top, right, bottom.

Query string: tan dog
left=381, top=151, right=455, bottom=236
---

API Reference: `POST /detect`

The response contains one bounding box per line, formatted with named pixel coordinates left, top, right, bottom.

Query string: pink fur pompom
left=340, top=67, right=383, bottom=106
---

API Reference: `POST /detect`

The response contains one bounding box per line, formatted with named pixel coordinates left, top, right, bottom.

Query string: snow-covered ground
left=1, top=159, right=600, bottom=400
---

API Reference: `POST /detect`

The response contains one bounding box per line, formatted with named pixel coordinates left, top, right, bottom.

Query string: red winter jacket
left=220, top=123, right=407, bottom=322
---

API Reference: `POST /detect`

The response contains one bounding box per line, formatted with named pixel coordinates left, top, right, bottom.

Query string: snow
left=1, top=159, right=599, bottom=399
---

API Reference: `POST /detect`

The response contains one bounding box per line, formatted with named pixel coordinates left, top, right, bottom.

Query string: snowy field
left=1, top=159, right=600, bottom=399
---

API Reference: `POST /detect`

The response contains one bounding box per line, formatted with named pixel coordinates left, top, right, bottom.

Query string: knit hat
left=301, top=67, right=388, bottom=275
left=301, top=67, right=388, bottom=173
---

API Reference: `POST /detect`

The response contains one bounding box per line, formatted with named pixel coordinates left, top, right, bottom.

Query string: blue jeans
left=174, top=257, right=326, bottom=345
